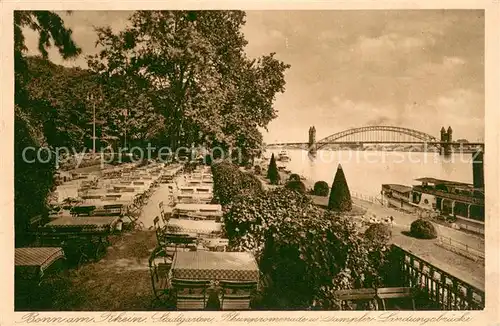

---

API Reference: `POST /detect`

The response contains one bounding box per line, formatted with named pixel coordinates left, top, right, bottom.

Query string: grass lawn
left=16, top=230, right=166, bottom=311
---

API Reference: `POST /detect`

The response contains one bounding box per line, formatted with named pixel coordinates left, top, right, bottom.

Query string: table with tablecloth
left=42, top=216, right=121, bottom=233
left=38, top=216, right=120, bottom=261
left=15, top=247, right=65, bottom=279
left=175, top=194, right=213, bottom=204
left=173, top=204, right=222, bottom=215
left=166, top=218, right=222, bottom=235
left=71, top=200, right=129, bottom=216
left=171, top=251, right=259, bottom=282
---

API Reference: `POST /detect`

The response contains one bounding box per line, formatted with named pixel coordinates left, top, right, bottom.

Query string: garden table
left=173, top=204, right=222, bottom=220
left=38, top=216, right=121, bottom=262
left=166, top=218, right=222, bottom=236
left=72, top=200, right=130, bottom=216
left=42, top=215, right=121, bottom=233
left=173, top=204, right=222, bottom=213
left=179, top=186, right=213, bottom=194
left=171, top=251, right=259, bottom=282
left=176, top=194, right=213, bottom=204
left=15, top=247, right=65, bottom=280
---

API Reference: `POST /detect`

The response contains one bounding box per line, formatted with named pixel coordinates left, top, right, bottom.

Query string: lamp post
left=87, top=94, right=96, bottom=154
left=122, top=109, right=128, bottom=150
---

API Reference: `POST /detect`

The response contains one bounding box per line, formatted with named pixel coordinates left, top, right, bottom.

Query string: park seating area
left=148, top=165, right=258, bottom=310
left=16, top=162, right=183, bottom=283
left=15, top=160, right=485, bottom=311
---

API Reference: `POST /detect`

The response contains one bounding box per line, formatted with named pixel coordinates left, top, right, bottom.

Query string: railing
left=454, top=222, right=485, bottom=235
left=393, top=245, right=484, bottom=310
left=413, top=186, right=484, bottom=205
left=435, top=235, right=485, bottom=262
left=350, top=191, right=383, bottom=205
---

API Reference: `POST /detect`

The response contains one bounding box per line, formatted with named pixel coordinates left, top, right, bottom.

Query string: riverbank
left=292, top=170, right=485, bottom=291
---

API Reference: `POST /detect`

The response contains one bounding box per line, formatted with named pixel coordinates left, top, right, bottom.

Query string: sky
left=23, top=10, right=485, bottom=144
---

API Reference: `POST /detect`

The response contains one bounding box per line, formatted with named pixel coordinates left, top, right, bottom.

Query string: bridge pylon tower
left=308, top=126, right=317, bottom=154
left=440, top=126, right=453, bottom=155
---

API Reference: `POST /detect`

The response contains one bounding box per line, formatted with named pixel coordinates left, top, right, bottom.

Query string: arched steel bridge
left=266, top=126, right=484, bottom=150
left=314, top=126, right=437, bottom=150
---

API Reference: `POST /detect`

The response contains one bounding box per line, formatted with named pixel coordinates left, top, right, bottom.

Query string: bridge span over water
left=266, top=126, right=484, bottom=153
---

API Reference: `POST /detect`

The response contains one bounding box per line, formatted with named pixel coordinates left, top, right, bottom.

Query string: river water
left=267, top=149, right=474, bottom=198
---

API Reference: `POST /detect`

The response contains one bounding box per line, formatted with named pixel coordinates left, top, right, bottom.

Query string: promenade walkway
left=138, top=182, right=173, bottom=229
left=352, top=198, right=484, bottom=251
left=352, top=198, right=485, bottom=290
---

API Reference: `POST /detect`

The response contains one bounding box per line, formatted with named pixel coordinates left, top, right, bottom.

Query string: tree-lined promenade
left=15, top=11, right=289, bottom=243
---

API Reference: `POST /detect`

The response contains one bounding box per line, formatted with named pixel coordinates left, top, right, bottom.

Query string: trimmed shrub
left=328, top=164, right=352, bottom=211
left=285, top=180, right=306, bottom=194
left=267, top=154, right=280, bottom=185
left=364, top=223, right=392, bottom=245
left=313, top=181, right=329, bottom=197
left=289, top=173, right=301, bottom=182
left=410, top=219, right=438, bottom=239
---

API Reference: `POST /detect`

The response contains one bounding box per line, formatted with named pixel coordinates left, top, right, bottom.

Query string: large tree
left=14, top=11, right=81, bottom=245
left=88, top=10, right=290, bottom=155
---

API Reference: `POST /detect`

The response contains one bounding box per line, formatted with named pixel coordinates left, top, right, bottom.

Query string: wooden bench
left=334, top=288, right=378, bottom=310
left=376, top=287, right=416, bottom=310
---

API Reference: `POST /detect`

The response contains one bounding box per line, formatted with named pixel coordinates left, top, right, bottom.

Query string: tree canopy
left=14, top=11, right=290, bottom=243
left=14, top=11, right=82, bottom=245
left=88, top=11, right=290, bottom=156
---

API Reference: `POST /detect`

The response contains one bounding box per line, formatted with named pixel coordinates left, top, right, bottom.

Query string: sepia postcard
left=1, top=1, right=499, bottom=325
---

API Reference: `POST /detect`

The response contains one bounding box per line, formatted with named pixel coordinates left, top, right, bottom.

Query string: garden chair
left=376, top=287, right=416, bottom=310
left=153, top=216, right=166, bottom=245
left=159, top=201, right=166, bottom=221
left=148, top=247, right=172, bottom=301
left=161, top=211, right=172, bottom=224
left=164, top=233, right=197, bottom=257
left=122, top=207, right=144, bottom=231
left=219, top=280, right=257, bottom=310
left=334, top=288, right=378, bottom=310
left=171, top=279, right=210, bottom=310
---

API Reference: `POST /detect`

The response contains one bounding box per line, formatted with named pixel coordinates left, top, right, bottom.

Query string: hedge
left=213, top=162, right=393, bottom=309
left=365, top=223, right=392, bottom=244
left=211, top=161, right=263, bottom=207
left=223, top=186, right=391, bottom=309
left=410, top=219, right=438, bottom=239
